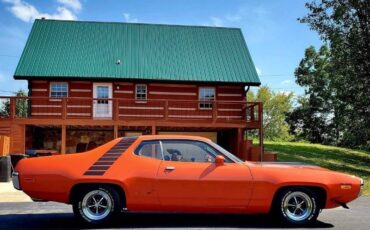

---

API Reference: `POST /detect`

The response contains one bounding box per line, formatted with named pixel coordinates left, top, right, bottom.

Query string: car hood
left=246, top=161, right=331, bottom=171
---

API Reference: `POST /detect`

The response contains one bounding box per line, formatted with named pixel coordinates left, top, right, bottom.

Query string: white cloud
left=256, top=67, right=262, bottom=76
left=123, top=13, right=138, bottom=23
left=210, top=17, right=224, bottom=27
left=278, top=90, right=294, bottom=96
left=2, top=0, right=78, bottom=22
left=281, top=79, right=291, bottom=85
left=57, top=0, right=82, bottom=12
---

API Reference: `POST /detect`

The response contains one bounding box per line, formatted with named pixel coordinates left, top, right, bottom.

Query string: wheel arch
left=270, top=185, right=328, bottom=211
left=69, top=182, right=126, bottom=206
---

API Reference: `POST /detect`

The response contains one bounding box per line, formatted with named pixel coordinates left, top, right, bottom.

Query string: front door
left=93, top=83, right=112, bottom=118
left=155, top=140, right=253, bottom=211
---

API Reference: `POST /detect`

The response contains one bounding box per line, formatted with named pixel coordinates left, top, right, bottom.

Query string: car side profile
left=13, top=135, right=363, bottom=226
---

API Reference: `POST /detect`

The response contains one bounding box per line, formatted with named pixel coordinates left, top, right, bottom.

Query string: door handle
left=165, top=166, right=175, bottom=170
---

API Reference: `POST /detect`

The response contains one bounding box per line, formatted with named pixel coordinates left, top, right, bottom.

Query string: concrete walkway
left=0, top=182, right=31, bottom=202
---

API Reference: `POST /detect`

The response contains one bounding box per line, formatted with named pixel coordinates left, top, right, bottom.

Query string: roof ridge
left=34, top=19, right=241, bottom=31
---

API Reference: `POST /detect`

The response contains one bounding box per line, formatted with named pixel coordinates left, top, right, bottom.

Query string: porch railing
left=0, top=96, right=262, bottom=124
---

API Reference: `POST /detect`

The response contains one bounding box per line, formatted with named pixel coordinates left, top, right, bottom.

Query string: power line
left=269, top=87, right=303, bottom=90
left=260, top=74, right=295, bottom=77
left=0, top=54, right=20, bottom=58
left=0, top=89, right=17, bottom=93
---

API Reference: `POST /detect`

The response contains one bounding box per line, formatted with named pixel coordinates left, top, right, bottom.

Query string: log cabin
left=0, top=19, right=268, bottom=160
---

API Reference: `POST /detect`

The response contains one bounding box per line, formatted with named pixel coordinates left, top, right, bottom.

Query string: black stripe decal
left=98, top=157, right=120, bottom=161
left=93, top=161, right=115, bottom=166
left=84, top=171, right=105, bottom=176
left=89, top=166, right=110, bottom=171
left=104, top=153, right=123, bottom=157
left=84, top=137, right=137, bottom=176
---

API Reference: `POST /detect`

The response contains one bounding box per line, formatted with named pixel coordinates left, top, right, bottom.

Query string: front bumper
left=12, top=172, right=21, bottom=190
left=359, top=178, right=364, bottom=196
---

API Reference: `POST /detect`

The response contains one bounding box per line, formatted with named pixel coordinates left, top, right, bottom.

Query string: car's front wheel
left=274, top=188, right=320, bottom=226
left=72, top=186, right=121, bottom=225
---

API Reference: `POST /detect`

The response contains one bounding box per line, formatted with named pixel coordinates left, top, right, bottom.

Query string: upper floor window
left=50, top=82, right=68, bottom=98
left=134, top=140, right=162, bottom=160
left=199, top=87, right=215, bottom=109
left=135, top=84, right=147, bottom=100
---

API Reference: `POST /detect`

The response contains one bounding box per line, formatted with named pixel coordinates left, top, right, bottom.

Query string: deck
left=0, top=97, right=262, bottom=129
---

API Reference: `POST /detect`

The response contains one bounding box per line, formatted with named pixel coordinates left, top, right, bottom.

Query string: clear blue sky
left=0, top=0, right=322, bottom=96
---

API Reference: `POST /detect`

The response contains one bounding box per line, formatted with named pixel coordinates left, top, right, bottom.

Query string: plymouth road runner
left=13, top=135, right=363, bottom=226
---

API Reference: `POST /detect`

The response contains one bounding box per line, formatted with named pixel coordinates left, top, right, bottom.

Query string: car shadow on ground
left=0, top=213, right=334, bottom=229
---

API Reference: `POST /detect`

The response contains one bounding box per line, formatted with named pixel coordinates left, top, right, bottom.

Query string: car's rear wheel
left=274, top=188, right=320, bottom=226
left=72, top=186, right=121, bottom=225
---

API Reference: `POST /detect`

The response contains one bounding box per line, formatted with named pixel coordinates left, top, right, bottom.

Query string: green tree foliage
left=0, top=89, right=28, bottom=117
left=295, top=0, right=370, bottom=147
left=287, top=45, right=338, bottom=144
left=248, top=86, right=293, bottom=141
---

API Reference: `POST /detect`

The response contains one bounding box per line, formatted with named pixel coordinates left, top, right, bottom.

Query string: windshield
left=208, top=141, right=243, bottom=163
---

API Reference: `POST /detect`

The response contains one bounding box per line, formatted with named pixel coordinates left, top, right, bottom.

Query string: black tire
left=72, top=185, right=122, bottom=225
left=272, top=187, right=320, bottom=226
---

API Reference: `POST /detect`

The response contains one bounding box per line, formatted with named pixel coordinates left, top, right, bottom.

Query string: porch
left=0, top=96, right=264, bottom=158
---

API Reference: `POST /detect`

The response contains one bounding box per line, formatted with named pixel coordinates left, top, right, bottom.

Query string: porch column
left=114, top=125, right=118, bottom=139
left=61, top=125, right=66, bottom=154
left=236, top=128, right=243, bottom=158
left=151, top=125, right=156, bottom=135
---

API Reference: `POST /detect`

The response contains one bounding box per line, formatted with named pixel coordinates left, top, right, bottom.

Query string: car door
left=156, top=140, right=253, bottom=211
left=126, top=140, right=162, bottom=211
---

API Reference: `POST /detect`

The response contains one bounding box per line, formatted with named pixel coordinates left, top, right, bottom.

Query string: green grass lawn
left=264, top=141, right=370, bottom=196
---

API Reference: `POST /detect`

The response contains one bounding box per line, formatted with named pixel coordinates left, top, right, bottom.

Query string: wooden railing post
left=259, top=102, right=264, bottom=162
left=164, top=100, right=169, bottom=120
left=250, top=104, right=255, bottom=121
left=10, top=97, right=16, bottom=119
left=212, top=101, right=217, bottom=123
left=61, top=125, right=66, bottom=154
left=113, top=99, right=119, bottom=121
left=62, top=98, right=67, bottom=119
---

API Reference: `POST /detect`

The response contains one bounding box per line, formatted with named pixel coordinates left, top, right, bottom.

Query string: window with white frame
left=199, top=87, right=215, bottom=109
left=135, top=84, right=147, bottom=100
left=50, top=82, right=68, bottom=97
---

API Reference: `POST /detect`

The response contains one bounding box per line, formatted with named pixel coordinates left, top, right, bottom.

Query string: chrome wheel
left=81, top=190, right=112, bottom=221
left=282, top=191, right=313, bottom=222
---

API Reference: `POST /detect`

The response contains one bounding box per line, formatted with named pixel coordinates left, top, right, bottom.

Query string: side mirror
left=215, top=155, right=225, bottom=166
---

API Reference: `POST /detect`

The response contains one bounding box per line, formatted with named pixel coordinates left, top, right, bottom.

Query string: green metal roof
left=14, top=19, right=260, bottom=85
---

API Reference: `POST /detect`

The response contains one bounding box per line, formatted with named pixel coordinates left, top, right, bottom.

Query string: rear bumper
left=12, top=172, right=21, bottom=190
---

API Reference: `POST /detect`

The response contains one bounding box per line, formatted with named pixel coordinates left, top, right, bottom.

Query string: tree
left=298, top=0, right=370, bottom=147
left=248, top=86, right=293, bottom=141
left=0, top=89, right=28, bottom=117
left=287, top=45, right=338, bottom=144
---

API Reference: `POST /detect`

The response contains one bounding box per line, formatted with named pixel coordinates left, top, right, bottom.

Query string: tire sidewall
left=278, top=188, right=318, bottom=225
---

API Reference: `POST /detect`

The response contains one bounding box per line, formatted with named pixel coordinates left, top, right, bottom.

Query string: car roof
left=136, top=135, right=212, bottom=142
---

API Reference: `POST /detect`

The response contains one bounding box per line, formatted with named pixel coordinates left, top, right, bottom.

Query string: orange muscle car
left=13, top=135, right=363, bottom=226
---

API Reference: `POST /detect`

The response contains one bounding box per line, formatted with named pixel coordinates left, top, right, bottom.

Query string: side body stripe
left=84, top=137, right=137, bottom=176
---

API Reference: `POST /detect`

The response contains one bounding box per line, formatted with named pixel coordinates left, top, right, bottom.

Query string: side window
left=199, top=87, right=215, bottom=109
left=135, top=84, right=147, bottom=100
left=134, top=140, right=162, bottom=160
left=162, top=140, right=217, bottom=163
left=50, top=82, right=68, bottom=98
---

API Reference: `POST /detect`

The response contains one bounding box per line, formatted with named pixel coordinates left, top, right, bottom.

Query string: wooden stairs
left=240, top=139, right=277, bottom=162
